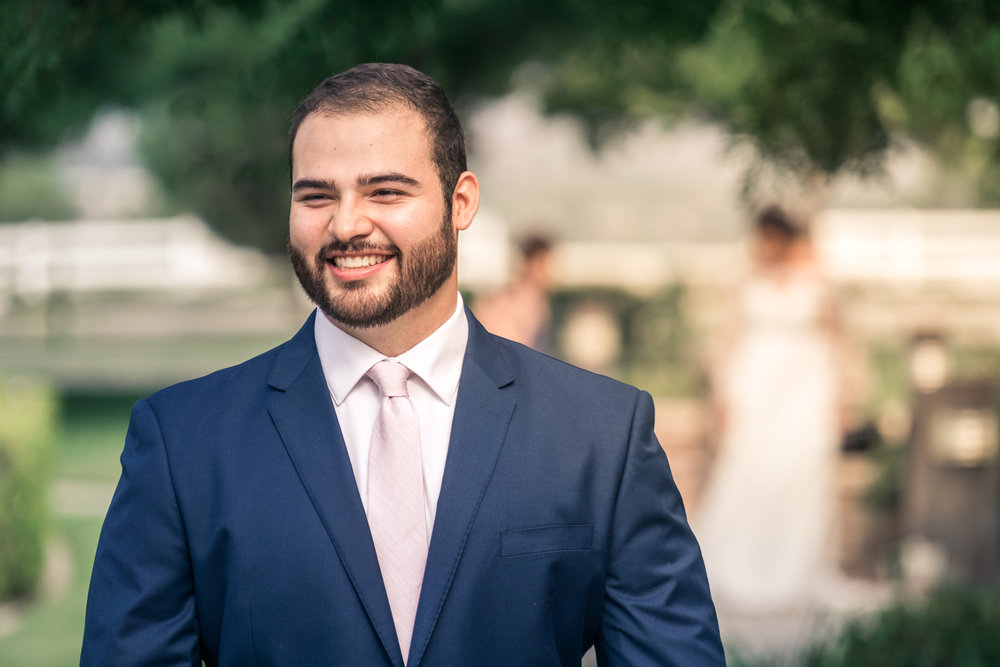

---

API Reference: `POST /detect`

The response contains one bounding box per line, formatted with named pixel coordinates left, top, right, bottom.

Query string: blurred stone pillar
left=904, top=376, right=999, bottom=587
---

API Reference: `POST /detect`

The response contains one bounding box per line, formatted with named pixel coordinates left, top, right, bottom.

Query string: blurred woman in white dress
left=695, top=204, right=845, bottom=612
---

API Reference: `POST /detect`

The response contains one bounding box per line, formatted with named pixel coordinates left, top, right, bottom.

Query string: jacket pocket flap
left=500, top=524, right=594, bottom=557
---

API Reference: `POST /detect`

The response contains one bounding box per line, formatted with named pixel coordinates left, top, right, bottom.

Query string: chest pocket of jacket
left=499, top=524, right=593, bottom=557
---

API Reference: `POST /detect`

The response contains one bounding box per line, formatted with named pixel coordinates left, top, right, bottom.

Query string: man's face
left=288, top=107, right=459, bottom=330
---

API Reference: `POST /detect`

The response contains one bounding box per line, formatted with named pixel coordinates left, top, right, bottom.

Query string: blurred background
left=3, top=1, right=1000, bottom=664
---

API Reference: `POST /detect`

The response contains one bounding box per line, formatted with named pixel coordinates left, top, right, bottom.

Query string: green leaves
left=4, top=0, right=1000, bottom=250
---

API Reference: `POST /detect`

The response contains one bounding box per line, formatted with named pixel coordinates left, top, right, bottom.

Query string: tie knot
left=366, top=360, right=412, bottom=398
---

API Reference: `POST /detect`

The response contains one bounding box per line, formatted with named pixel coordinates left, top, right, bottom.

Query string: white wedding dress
left=695, top=272, right=840, bottom=612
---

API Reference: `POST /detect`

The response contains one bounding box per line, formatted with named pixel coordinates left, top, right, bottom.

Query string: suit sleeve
left=81, top=399, right=201, bottom=667
left=596, top=390, right=725, bottom=666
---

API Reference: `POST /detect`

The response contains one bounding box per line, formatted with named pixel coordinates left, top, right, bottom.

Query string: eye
left=371, top=188, right=404, bottom=200
left=297, top=192, right=334, bottom=204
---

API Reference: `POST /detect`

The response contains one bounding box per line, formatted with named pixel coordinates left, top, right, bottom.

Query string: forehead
left=292, top=106, right=432, bottom=169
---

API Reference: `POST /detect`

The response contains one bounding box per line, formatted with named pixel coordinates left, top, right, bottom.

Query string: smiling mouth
left=330, top=255, right=392, bottom=269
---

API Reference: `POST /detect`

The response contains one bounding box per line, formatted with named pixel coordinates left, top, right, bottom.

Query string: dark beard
left=288, top=215, right=457, bottom=329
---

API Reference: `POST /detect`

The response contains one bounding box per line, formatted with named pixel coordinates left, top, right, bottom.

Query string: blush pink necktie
left=366, top=360, right=427, bottom=664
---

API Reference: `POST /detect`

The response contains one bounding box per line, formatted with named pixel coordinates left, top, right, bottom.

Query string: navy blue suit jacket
left=82, top=311, right=723, bottom=666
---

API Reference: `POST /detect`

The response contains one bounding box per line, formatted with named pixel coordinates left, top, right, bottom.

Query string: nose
left=327, top=195, right=374, bottom=242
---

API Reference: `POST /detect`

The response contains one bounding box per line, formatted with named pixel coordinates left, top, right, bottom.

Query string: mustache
left=318, top=240, right=400, bottom=257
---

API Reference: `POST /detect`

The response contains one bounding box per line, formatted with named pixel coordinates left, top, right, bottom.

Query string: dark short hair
left=288, top=63, right=467, bottom=208
left=518, top=234, right=553, bottom=261
left=755, top=204, right=802, bottom=239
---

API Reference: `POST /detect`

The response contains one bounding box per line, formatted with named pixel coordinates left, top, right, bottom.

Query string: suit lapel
left=408, top=314, right=516, bottom=666
left=266, top=315, right=402, bottom=665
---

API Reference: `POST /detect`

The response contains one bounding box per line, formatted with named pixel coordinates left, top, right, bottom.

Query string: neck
left=330, top=285, right=459, bottom=357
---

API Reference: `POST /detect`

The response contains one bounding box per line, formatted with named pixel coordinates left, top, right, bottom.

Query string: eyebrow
left=358, top=173, right=420, bottom=188
left=291, top=173, right=421, bottom=194
left=291, top=178, right=336, bottom=193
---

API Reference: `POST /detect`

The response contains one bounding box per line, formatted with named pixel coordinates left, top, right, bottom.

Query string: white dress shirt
left=313, top=294, right=469, bottom=533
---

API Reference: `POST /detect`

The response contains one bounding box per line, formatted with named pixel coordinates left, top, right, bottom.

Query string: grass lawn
left=0, top=392, right=136, bottom=666
left=54, top=393, right=137, bottom=482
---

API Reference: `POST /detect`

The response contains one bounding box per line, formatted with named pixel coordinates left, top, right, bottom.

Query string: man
left=82, top=63, right=724, bottom=666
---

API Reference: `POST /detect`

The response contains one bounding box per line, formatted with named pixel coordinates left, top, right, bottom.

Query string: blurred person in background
left=695, top=204, right=846, bottom=612
left=472, top=233, right=554, bottom=354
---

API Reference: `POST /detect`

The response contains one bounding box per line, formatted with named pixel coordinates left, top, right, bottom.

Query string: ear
left=450, top=171, right=480, bottom=232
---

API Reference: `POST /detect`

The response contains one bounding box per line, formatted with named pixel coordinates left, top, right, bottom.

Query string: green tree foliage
left=3, top=0, right=999, bottom=251
left=0, top=376, right=55, bottom=600
left=893, top=9, right=1000, bottom=203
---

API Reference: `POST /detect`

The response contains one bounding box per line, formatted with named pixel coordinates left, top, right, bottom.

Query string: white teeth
left=333, top=255, right=389, bottom=269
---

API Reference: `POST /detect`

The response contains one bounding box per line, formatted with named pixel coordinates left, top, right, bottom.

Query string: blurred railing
left=0, top=216, right=273, bottom=305
left=0, top=216, right=301, bottom=390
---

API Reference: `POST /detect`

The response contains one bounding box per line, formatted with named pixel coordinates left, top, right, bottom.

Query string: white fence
left=0, top=216, right=273, bottom=307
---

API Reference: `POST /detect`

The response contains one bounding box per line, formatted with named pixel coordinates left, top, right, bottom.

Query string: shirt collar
left=314, top=294, right=469, bottom=406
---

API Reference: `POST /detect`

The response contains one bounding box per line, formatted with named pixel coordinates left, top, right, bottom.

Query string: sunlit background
left=3, top=1, right=1000, bottom=665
